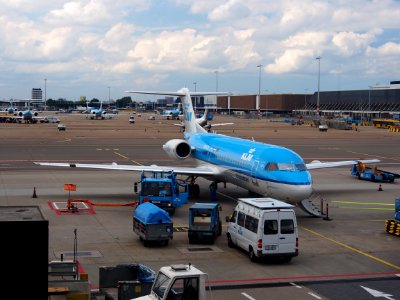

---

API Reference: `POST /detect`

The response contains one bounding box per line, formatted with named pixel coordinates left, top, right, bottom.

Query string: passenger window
left=281, top=219, right=294, bottom=234
left=244, top=215, right=259, bottom=233
left=237, top=212, right=245, bottom=227
left=264, top=220, right=278, bottom=235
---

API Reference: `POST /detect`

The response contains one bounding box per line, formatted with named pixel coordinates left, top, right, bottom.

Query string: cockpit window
left=265, top=162, right=306, bottom=171
left=265, top=162, right=279, bottom=171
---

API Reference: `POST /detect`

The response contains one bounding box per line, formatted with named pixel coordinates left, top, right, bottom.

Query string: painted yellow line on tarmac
left=131, top=160, right=143, bottom=166
left=333, top=201, right=394, bottom=206
left=333, top=201, right=394, bottom=211
left=114, top=152, right=128, bottom=159
left=301, top=226, right=400, bottom=271
left=338, top=206, right=393, bottom=211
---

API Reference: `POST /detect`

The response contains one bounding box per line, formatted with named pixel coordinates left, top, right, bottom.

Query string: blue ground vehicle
left=351, top=163, right=400, bottom=183
left=188, top=202, right=222, bottom=244
left=134, top=170, right=189, bottom=215
left=133, top=202, right=173, bottom=246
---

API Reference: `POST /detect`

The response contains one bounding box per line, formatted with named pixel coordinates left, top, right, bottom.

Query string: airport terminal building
left=215, top=81, right=400, bottom=118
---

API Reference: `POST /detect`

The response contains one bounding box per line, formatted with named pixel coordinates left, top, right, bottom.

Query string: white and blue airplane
left=34, top=88, right=379, bottom=216
left=160, top=103, right=182, bottom=120
left=84, top=101, right=115, bottom=120
left=175, top=108, right=234, bottom=132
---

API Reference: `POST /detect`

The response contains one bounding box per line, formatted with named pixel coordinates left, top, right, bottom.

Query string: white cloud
left=266, top=49, right=314, bottom=73
left=332, top=31, right=377, bottom=56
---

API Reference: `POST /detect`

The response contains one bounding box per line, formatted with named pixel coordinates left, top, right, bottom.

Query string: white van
left=226, top=198, right=298, bottom=262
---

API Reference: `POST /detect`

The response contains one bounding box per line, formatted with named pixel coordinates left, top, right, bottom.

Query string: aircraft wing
left=34, top=162, right=217, bottom=176
left=208, top=122, right=234, bottom=127
left=306, top=159, right=380, bottom=170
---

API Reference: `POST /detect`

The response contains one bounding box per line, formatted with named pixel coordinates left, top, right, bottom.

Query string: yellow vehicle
left=372, top=118, right=400, bottom=129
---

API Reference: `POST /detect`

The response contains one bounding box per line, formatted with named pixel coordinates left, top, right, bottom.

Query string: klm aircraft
left=161, top=103, right=181, bottom=120
left=175, top=108, right=234, bottom=132
left=35, top=88, right=379, bottom=216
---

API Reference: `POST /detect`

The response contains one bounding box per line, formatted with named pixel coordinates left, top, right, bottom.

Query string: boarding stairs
left=298, top=191, right=327, bottom=217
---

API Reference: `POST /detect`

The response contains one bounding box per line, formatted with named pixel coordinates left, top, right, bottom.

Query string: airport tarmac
left=1, top=112, right=400, bottom=300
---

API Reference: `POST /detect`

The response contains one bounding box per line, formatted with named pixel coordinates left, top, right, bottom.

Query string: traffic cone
left=32, top=187, right=37, bottom=198
left=378, top=184, right=383, bottom=191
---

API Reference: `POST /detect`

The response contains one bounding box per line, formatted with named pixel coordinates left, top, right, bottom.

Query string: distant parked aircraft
left=175, top=108, right=234, bottom=132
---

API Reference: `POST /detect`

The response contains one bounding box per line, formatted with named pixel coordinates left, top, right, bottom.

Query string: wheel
left=164, top=240, right=169, bottom=246
left=188, top=236, right=195, bottom=244
left=227, top=234, right=234, bottom=248
left=249, top=247, right=258, bottom=262
left=217, top=222, right=222, bottom=236
left=356, top=172, right=361, bottom=179
left=371, top=174, right=376, bottom=182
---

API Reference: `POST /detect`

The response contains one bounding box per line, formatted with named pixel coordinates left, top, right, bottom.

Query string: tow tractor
left=351, top=162, right=400, bottom=183
left=133, top=264, right=211, bottom=300
left=134, top=170, right=189, bottom=215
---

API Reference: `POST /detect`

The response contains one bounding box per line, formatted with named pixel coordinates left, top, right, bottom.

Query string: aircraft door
left=251, top=160, right=260, bottom=185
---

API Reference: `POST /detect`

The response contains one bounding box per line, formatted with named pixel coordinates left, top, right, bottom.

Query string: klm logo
left=241, top=148, right=256, bottom=161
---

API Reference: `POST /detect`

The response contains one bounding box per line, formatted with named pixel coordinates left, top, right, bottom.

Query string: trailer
left=134, top=170, right=189, bottom=215
left=351, top=162, right=400, bottom=183
left=133, top=202, right=173, bottom=246
left=188, top=202, right=222, bottom=244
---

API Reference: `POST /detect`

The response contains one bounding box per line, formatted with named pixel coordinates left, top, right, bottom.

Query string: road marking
left=131, top=160, right=143, bottom=166
left=114, top=152, right=128, bottom=159
left=308, top=292, right=322, bottom=299
left=301, top=227, right=400, bottom=271
left=361, top=285, right=395, bottom=300
left=241, top=292, right=256, bottom=300
left=333, top=201, right=393, bottom=206
left=290, top=282, right=302, bottom=288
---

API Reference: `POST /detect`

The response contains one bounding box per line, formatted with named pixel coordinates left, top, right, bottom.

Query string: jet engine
left=163, top=139, right=191, bottom=160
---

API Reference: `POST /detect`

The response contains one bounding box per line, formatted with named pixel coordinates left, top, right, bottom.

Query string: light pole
left=44, top=78, right=47, bottom=111
left=316, top=56, right=321, bottom=116
left=257, top=64, right=263, bottom=111
left=214, top=71, right=219, bottom=92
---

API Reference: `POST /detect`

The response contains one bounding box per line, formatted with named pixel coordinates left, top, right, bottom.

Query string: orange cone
left=378, top=184, right=383, bottom=191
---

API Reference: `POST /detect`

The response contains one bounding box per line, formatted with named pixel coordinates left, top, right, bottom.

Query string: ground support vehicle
left=385, top=198, right=400, bottom=237
left=351, top=163, right=400, bottom=183
left=58, top=124, right=66, bottom=131
left=133, top=264, right=211, bottom=300
left=134, top=170, right=189, bottom=215
left=129, top=115, right=135, bottom=123
left=226, top=198, right=298, bottom=262
left=188, top=202, right=222, bottom=244
left=133, top=202, right=173, bottom=246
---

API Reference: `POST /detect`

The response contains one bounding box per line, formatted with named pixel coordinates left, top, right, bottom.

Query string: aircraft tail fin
left=125, top=88, right=229, bottom=134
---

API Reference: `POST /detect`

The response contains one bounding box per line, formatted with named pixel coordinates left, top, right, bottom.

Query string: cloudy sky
left=1, top=0, right=399, bottom=101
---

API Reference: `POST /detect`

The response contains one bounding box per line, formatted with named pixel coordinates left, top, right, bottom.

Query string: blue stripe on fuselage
left=186, top=132, right=311, bottom=186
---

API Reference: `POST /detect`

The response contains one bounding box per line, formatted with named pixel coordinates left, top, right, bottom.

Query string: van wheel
left=249, top=247, right=258, bottom=262
left=227, top=235, right=234, bottom=248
